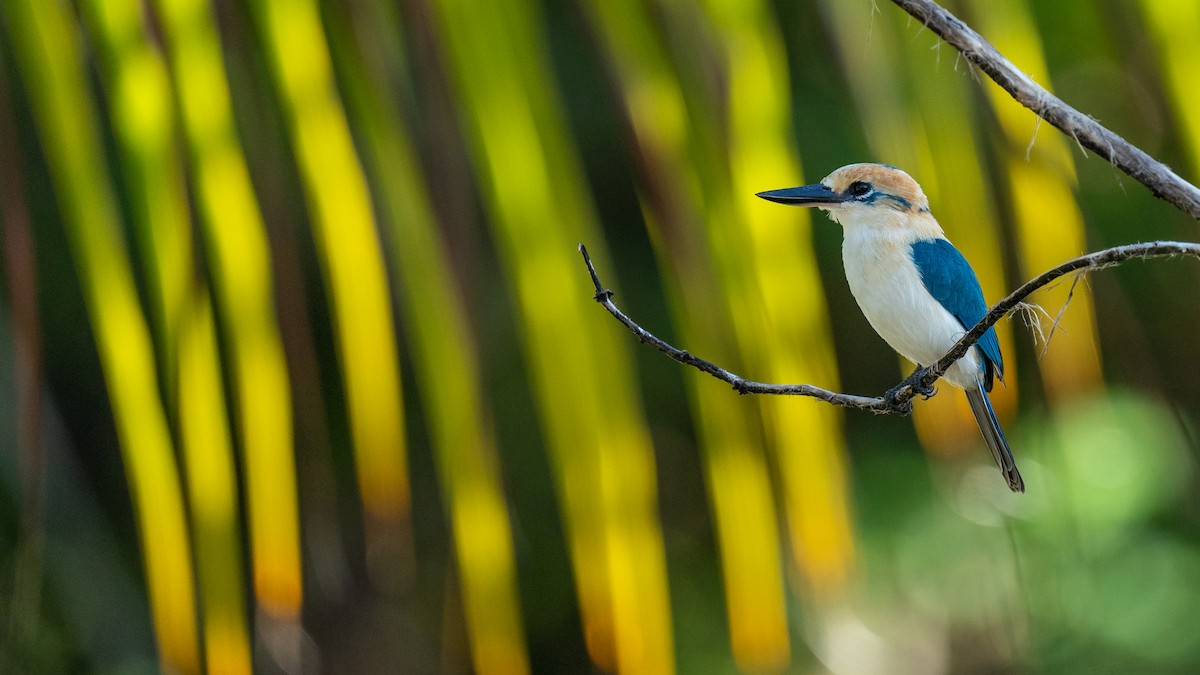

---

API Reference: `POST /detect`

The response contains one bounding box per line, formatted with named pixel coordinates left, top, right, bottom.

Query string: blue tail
left=964, top=378, right=1024, bottom=492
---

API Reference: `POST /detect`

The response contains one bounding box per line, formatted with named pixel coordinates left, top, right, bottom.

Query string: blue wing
left=910, top=238, right=1004, bottom=390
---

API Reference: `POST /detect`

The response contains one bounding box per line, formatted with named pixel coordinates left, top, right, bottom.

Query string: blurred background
left=1, top=0, right=1199, bottom=672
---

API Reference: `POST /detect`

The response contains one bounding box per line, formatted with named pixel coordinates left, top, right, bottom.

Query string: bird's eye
left=848, top=181, right=872, bottom=198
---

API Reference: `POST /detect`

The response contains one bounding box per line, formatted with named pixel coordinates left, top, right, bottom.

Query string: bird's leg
left=905, top=366, right=938, bottom=400
left=883, top=366, right=937, bottom=414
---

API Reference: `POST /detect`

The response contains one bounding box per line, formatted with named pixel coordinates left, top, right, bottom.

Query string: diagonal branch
left=889, top=0, right=1200, bottom=219
left=581, top=241, right=1200, bottom=414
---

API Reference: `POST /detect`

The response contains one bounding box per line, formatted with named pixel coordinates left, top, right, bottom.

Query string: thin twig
left=580, top=241, right=1200, bottom=414
left=889, top=0, right=1200, bottom=219
left=577, top=244, right=883, bottom=411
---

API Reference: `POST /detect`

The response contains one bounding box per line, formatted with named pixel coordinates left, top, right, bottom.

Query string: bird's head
left=757, top=163, right=934, bottom=233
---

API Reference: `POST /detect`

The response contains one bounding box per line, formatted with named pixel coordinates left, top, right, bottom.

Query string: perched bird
left=757, top=163, right=1024, bottom=492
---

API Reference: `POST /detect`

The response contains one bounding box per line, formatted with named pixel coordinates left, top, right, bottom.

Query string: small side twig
left=1040, top=272, right=1081, bottom=357
left=580, top=241, right=1200, bottom=415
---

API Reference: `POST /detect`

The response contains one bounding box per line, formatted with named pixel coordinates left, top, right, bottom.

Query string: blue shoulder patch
left=910, top=238, right=1004, bottom=389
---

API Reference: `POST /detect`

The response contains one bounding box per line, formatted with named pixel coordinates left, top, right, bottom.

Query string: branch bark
left=889, top=0, right=1200, bottom=219
left=581, top=241, right=1200, bottom=414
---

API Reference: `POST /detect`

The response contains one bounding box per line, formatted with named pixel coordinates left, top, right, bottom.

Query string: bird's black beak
left=755, top=184, right=843, bottom=207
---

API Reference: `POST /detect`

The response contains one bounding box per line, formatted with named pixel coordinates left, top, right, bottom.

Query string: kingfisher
left=757, top=163, right=1024, bottom=492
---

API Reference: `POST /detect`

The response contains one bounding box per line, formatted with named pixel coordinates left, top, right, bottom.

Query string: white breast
left=841, top=227, right=982, bottom=390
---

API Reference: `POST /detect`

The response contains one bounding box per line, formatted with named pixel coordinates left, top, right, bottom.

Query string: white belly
left=842, top=237, right=982, bottom=389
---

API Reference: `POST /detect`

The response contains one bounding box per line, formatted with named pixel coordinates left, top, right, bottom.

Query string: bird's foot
left=883, top=368, right=937, bottom=415
left=910, top=380, right=937, bottom=401
left=903, top=367, right=937, bottom=399
left=882, top=383, right=915, bottom=415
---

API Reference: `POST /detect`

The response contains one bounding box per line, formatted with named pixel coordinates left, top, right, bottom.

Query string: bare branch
left=889, top=0, right=1200, bottom=219
left=577, top=244, right=884, bottom=411
left=580, top=241, right=1200, bottom=414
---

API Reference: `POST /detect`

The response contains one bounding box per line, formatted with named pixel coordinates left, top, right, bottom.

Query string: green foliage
left=1, top=0, right=1199, bottom=671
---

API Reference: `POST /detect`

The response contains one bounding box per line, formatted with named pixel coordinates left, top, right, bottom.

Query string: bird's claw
left=883, top=369, right=937, bottom=414
left=882, top=384, right=915, bottom=415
